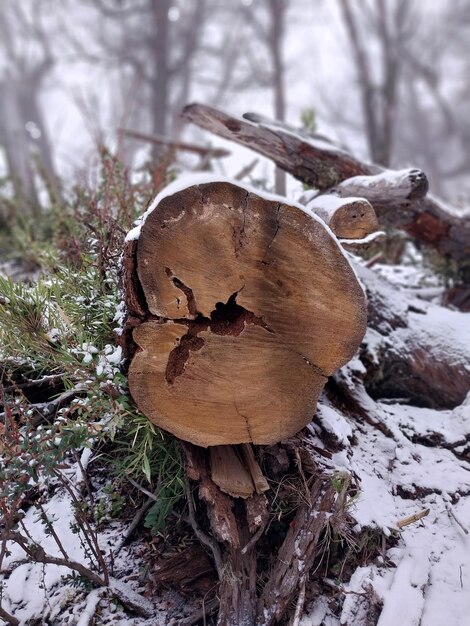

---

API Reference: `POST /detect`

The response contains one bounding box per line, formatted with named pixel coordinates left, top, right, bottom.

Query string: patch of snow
left=316, top=404, right=352, bottom=445
left=306, top=194, right=368, bottom=218
left=76, top=588, right=104, bottom=626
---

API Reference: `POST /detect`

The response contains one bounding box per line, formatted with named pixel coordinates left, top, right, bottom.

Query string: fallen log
left=307, top=195, right=379, bottom=239
left=356, top=263, right=470, bottom=409
left=125, top=178, right=367, bottom=450
left=182, top=104, right=470, bottom=269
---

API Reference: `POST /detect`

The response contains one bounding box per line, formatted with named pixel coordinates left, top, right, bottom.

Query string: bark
left=357, top=264, right=470, bottom=409
left=182, top=103, right=470, bottom=270
left=183, top=102, right=375, bottom=189
left=257, top=479, right=337, bottom=626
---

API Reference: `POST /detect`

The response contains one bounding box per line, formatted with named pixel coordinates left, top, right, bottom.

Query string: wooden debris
left=240, top=444, right=270, bottom=494
left=396, top=508, right=430, bottom=529
left=307, top=195, right=379, bottom=239
left=209, top=446, right=254, bottom=499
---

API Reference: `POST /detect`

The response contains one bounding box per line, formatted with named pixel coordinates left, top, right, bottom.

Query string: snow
left=124, top=174, right=366, bottom=302
left=76, top=589, right=103, bottom=626
left=338, top=168, right=418, bottom=192
left=339, top=230, right=386, bottom=245
left=306, top=194, right=367, bottom=218
left=316, top=404, right=352, bottom=445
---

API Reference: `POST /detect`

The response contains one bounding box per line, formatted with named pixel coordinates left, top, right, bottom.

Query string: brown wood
left=240, top=444, right=270, bottom=494
left=307, top=195, right=379, bottom=239
left=182, top=104, right=470, bottom=268
left=257, top=478, right=336, bottom=626
left=183, top=103, right=375, bottom=190
left=127, top=181, right=367, bottom=447
left=209, top=445, right=254, bottom=499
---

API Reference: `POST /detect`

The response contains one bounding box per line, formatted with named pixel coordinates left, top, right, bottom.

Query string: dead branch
left=182, top=103, right=470, bottom=267
left=120, top=127, right=230, bottom=159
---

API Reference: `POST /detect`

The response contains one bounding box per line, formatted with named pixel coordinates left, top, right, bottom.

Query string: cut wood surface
left=127, top=180, right=367, bottom=447
left=307, top=195, right=379, bottom=239
left=183, top=103, right=470, bottom=267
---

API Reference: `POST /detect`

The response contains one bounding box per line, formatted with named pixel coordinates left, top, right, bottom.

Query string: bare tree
left=0, top=2, right=60, bottom=211
left=337, top=0, right=415, bottom=168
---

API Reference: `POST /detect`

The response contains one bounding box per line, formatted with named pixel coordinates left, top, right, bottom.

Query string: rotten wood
left=257, top=478, right=337, bottom=626
left=183, top=103, right=375, bottom=190
left=209, top=445, right=255, bottom=499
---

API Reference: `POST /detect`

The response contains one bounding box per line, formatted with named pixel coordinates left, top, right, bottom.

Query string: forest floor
left=1, top=252, right=469, bottom=626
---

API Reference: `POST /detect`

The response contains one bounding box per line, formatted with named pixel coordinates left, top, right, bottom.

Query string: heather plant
left=0, top=151, right=186, bottom=621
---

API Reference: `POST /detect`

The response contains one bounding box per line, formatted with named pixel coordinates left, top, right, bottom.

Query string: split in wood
left=209, top=444, right=269, bottom=499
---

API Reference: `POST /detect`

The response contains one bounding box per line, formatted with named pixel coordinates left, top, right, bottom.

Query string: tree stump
left=126, top=180, right=366, bottom=448
left=122, top=178, right=368, bottom=624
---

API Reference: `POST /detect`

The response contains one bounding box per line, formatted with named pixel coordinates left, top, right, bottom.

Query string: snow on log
left=357, top=264, right=470, bottom=409
left=183, top=104, right=470, bottom=267
left=124, top=179, right=367, bottom=448
left=306, top=194, right=379, bottom=239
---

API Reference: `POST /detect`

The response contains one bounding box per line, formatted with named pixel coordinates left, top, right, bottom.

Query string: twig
left=235, top=158, right=259, bottom=180
left=126, top=475, right=158, bottom=501
left=446, top=504, right=469, bottom=535
left=185, top=485, right=223, bottom=578
left=114, top=496, right=154, bottom=555
left=396, top=508, right=430, bottom=529
left=6, top=531, right=153, bottom=618
left=0, top=606, right=19, bottom=626
left=290, top=577, right=306, bottom=626
left=241, top=522, right=267, bottom=555
left=365, top=251, right=385, bottom=268
left=119, top=128, right=230, bottom=159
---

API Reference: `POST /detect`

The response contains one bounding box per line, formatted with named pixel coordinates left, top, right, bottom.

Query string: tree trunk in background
left=150, top=0, right=171, bottom=162
left=19, top=79, right=61, bottom=204
left=268, top=0, right=286, bottom=195
left=338, top=0, right=410, bottom=168
left=0, top=77, right=38, bottom=213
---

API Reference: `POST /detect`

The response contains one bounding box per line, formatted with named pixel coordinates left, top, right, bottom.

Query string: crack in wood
left=165, top=267, right=200, bottom=316
left=164, top=290, right=275, bottom=385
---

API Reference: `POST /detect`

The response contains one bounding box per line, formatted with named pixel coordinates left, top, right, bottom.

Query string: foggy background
left=1, top=0, right=469, bottom=215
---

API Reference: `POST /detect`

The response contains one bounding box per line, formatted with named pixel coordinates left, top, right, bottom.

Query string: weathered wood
left=127, top=181, right=367, bottom=447
left=183, top=445, right=266, bottom=626
left=240, top=444, right=270, bottom=494
left=357, top=264, right=470, bottom=409
left=182, top=104, right=470, bottom=268
left=209, top=445, right=255, bottom=499
left=183, top=103, right=374, bottom=190
left=307, top=195, right=379, bottom=239
left=257, top=478, right=337, bottom=626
